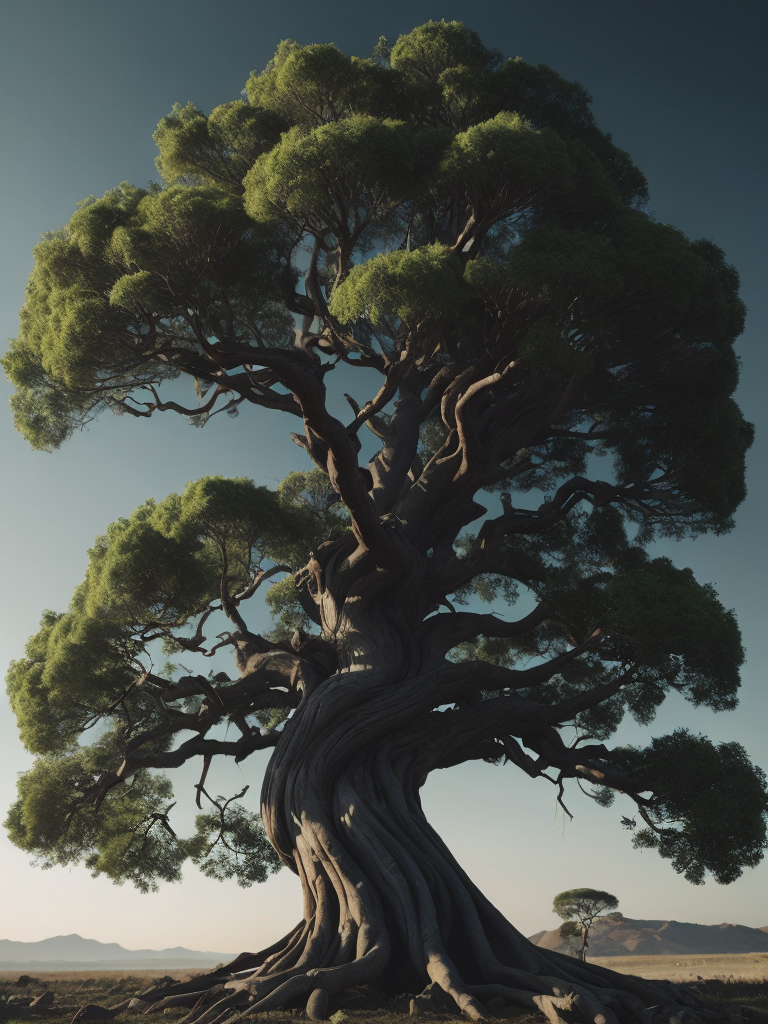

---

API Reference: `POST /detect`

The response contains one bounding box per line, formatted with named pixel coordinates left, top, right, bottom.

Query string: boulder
left=71, top=1005, right=116, bottom=1022
left=30, top=992, right=55, bottom=1008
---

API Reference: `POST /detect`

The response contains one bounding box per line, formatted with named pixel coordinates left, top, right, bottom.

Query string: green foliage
left=389, top=20, right=501, bottom=130
left=6, top=608, right=138, bottom=756
left=6, top=477, right=323, bottom=760
left=4, top=740, right=283, bottom=892
left=448, top=510, right=744, bottom=742
left=3, top=182, right=294, bottom=449
left=604, top=558, right=743, bottom=709
left=244, top=115, right=415, bottom=242
left=559, top=920, right=581, bottom=940
left=552, top=889, right=618, bottom=959
left=558, top=919, right=583, bottom=954
left=246, top=41, right=398, bottom=126
left=330, top=244, right=467, bottom=338
left=616, top=732, right=768, bottom=885
left=494, top=58, right=648, bottom=205
left=79, top=475, right=310, bottom=625
left=434, top=111, right=570, bottom=215
left=517, top=317, right=595, bottom=378
left=265, top=469, right=351, bottom=635
left=154, top=100, right=288, bottom=188
left=187, top=804, right=282, bottom=887
left=553, top=888, right=619, bottom=922
left=3, top=21, right=759, bottom=896
left=5, top=741, right=185, bottom=892
left=264, top=576, right=313, bottom=637
left=3, top=473, right=333, bottom=889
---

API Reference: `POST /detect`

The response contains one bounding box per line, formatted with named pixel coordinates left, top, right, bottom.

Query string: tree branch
left=417, top=603, right=550, bottom=663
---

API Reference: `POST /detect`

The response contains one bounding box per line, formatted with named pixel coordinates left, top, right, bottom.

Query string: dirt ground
left=1, top=959, right=767, bottom=1023
left=0, top=971, right=196, bottom=981
left=589, top=951, right=768, bottom=982
left=5, top=954, right=766, bottom=986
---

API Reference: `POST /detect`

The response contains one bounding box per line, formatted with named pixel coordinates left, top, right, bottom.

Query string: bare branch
left=417, top=603, right=550, bottom=663
left=233, top=564, right=292, bottom=603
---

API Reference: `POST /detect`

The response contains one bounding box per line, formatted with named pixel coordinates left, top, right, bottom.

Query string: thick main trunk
left=139, top=677, right=709, bottom=1023
left=137, top=575, right=718, bottom=1022
left=259, top=683, right=547, bottom=1017
left=250, top=691, right=697, bottom=1022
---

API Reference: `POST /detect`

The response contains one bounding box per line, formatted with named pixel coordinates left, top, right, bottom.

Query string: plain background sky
left=0, top=0, right=766, bottom=955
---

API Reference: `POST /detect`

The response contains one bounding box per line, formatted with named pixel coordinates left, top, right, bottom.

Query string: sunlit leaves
left=6, top=605, right=142, bottom=756
left=154, top=100, right=288, bottom=189
left=3, top=180, right=295, bottom=449
left=246, top=41, right=398, bottom=127
left=2, top=20, right=759, bottom=896
left=244, top=116, right=415, bottom=245
left=434, top=112, right=570, bottom=238
left=390, top=20, right=501, bottom=130
left=82, top=478, right=294, bottom=626
left=6, top=476, right=329, bottom=759
left=330, top=244, right=467, bottom=340
left=5, top=741, right=185, bottom=892
left=107, top=184, right=295, bottom=321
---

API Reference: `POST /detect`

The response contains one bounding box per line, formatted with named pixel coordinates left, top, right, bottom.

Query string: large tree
left=4, top=20, right=766, bottom=1024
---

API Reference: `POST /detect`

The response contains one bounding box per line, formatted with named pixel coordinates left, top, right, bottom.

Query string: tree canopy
left=3, top=18, right=765, bottom=1023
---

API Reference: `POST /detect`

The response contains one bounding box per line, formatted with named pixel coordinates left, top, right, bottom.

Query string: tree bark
left=138, top=561, right=721, bottom=1023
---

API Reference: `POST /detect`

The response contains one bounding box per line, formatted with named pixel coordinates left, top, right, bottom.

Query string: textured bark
left=138, top=710, right=715, bottom=1023
left=137, top=560, right=724, bottom=1024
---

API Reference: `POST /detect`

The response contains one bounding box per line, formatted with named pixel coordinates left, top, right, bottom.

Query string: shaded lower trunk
left=136, top=669, right=718, bottom=1023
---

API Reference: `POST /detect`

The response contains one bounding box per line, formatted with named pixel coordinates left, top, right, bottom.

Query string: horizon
left=4, top=914, right=768, bottom=951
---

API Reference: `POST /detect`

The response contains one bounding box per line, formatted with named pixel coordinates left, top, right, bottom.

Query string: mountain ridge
left=0, top=934, right=233, bottom=965
left=529, top=917, right=768, bottom=957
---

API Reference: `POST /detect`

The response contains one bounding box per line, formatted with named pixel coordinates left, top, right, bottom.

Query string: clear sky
left=0, top=0, right=765, bottom=955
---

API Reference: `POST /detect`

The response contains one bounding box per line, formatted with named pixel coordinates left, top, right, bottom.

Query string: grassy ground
left=697, top=979, right=768, bottom=1016
left=588, top=955, right=768, bottom=1019
left=0, top=964, right=765, bottom=1023
left=589, top=953, right=768, bottom=983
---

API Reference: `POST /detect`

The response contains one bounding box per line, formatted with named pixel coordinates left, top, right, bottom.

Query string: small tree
left=553, top=889, right=619, bottom=960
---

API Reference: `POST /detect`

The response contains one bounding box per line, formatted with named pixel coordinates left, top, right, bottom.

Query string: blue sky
left=0, top=0, right=766, bottom=953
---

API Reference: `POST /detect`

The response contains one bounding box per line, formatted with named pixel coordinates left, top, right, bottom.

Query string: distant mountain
left=529, top=917, right=768, bottom=957
left=0, top=934, right=234, bottom=969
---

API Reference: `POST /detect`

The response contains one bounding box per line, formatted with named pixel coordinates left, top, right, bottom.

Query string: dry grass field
left=589, top=952, right=768, bottom=983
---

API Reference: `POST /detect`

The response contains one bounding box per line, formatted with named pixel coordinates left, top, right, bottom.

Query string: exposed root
left=135, top=933, right=740, bottom=1024
left=135, top=742, right=740, bottom=1024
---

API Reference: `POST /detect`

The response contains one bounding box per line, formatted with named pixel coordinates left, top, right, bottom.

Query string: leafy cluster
left=5, top=474, right=338, bottom=885
left=617, top=732, right=768, bottom=885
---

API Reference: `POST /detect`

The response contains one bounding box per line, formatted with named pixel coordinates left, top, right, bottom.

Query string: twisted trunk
left=138, top=553, right=714, bottom=1022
